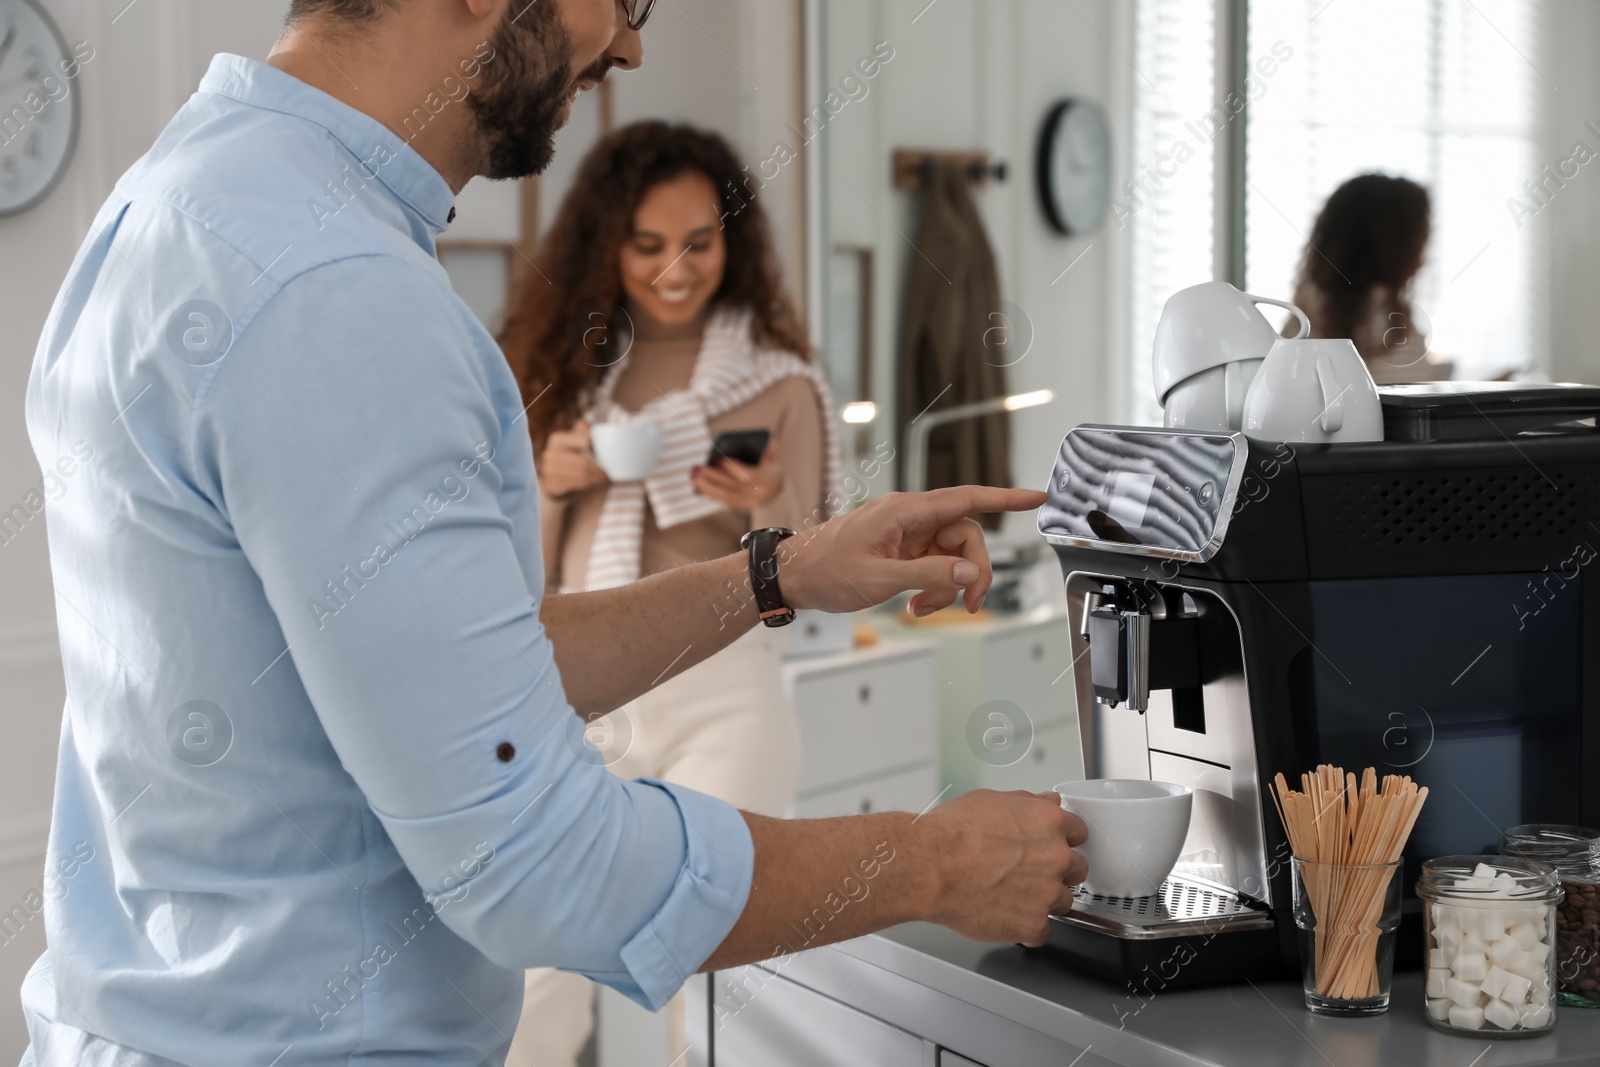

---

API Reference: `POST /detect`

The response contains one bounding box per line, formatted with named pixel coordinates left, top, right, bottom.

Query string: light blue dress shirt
left=20, top=53, right=754, bottom=1067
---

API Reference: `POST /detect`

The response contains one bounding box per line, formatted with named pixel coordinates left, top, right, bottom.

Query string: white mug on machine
left=1153, top=281, right=1311, bottom=432
left=1241, top=337, right=1384, bottom=444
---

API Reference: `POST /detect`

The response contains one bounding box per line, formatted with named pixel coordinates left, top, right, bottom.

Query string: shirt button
left=496, top=742, right=515, bottom=762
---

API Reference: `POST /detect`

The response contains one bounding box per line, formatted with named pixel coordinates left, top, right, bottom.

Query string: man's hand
left=781, top=486, right=1047, bottom=617
left=702, top=789, right=1088, bottom=970
left=914, top=790, right=1089, bottom=946
left=538, top=485, right=1042, bottom=721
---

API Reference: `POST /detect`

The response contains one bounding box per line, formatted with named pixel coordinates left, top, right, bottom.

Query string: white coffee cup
left=1241, top=337, right=1383, bottom=444
left=1055, top=779, right=1193, bottom=899
left=1153, top=281, right=1310, bottom=432
left=1161, top=358, right=1264, bottom=433
left=590, top=423, right=664, bottom=482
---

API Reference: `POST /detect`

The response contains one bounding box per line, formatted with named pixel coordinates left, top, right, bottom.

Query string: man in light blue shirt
left=21, top=1, right=1087, bottom=1063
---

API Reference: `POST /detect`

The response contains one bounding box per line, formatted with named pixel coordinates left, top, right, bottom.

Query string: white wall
left=1539, top=0, right=1600, bottom=384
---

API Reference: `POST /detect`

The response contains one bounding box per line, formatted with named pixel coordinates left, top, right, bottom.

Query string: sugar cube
left=1429, top=947, right=1449, bottom=968
left=1456, top=952, right=1489, bottom=982
left=1506, top=951, right=1543, bottom=981
left=1523, top=940, right=1551, bottom=964
left=1460, top=875, right=1498, bottom=891
left=1511, top=907, right=1545, bottom=930
left=1520, top=1004, right=1552, bottom=1029
left=1449, top=1004, right=1486, bottom=1030
left=1484, top=997, right=1522, bottom=1030
left=1473, top=862, right=1499, bottom=879
left=1507, top=921, right=1540, bottom=950
left=1446, top=976, right=1483, bottom=1009
left=1500, top=972, right=1532, bottom=1006
left=1460, top=930, right=1487, bottom=956
left=1479, top=966, right=1510, bottom=1000
left=1436, top=917, right=1462, bottom=946
left=1427, top=996, right=1453, bottom=1021
left=1487, top=936, right=1521, bottom=966
left=1427, top=968, right=1451, bottom=998
left=1478, top=909, right=1510, bottom=940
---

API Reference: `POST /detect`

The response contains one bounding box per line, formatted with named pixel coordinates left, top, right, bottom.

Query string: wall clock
left=1036, top=97, right=1110, bottom=236
left=0, top=0, right=82, bottom=217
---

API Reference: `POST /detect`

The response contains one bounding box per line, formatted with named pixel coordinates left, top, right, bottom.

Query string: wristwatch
left=740, top=527, right=796, bottom=627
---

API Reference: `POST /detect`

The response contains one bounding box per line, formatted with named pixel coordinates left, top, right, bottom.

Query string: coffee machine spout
left=1086, top=597, right=1152, bottom=712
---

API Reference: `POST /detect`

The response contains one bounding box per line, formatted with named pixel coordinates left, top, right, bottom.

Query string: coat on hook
left=895, top=161, right=1012, bottom=528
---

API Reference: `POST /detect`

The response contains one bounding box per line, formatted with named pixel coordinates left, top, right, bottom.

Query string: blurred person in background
left=1288, top=172, right=1450, bottom=383
left=498, top=120, right=839, bottom=1064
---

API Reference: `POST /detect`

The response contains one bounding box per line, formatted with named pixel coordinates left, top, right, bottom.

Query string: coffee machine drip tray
left=1054, top=873, right=1274, bottom=941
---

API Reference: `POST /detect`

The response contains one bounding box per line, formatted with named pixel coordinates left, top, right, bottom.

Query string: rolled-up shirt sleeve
left=191, top=255, right=753, bottom=1008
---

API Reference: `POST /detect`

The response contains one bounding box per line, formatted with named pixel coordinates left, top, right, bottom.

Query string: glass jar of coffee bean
left=1503, top=824, right=1600, bottom=1008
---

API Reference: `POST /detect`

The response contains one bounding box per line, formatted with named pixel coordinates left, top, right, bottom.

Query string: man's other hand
left=782, top=486, right=1047, bottom=617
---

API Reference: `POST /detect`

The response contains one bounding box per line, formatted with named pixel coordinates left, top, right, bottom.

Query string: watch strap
left=741, top=527, right=796, bottom=627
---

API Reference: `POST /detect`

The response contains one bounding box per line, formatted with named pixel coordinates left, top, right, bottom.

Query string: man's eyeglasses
left=622, top=0, right=656, bottom=30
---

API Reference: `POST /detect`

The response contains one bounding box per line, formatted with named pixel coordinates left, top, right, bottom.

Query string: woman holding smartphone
left=498, top=121, right=838, bottom=1064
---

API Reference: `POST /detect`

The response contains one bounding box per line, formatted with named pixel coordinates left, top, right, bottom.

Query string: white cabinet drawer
left=789, top=649, right=938, bottom=795
left=972, top=715, right=1084, bottom=795
left=711, top=967, right=930, bottom=1067
left=977, top=619, right=1074, bottom=721
left=795, top=762, right=939, bottom=818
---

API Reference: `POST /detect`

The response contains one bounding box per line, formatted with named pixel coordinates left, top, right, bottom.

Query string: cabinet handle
left=1032, top=643, right=1044, bottom=661
left=859, top=798, right=873, bottom=814
left=858, top=684, right=871, bottom=703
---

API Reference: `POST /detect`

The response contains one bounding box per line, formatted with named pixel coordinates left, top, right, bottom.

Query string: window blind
left=1129, top=0, right=1219, bottom=425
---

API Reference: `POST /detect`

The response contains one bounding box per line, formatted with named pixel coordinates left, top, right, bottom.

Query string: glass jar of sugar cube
left=1417, top=856, right=1563, bottom=1037
left=1502, top=824, right=1600, bottom=1008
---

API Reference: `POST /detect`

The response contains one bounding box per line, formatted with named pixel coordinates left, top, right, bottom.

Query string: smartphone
left=707, top=429, right=771, bottom=467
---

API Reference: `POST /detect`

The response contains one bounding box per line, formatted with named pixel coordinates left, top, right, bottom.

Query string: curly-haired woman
left=497, top=121, right=840, bottom=1064
left=1288, top=173, right=1446, bottom=383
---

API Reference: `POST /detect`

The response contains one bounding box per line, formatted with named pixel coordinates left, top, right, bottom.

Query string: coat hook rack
left=892, top=148, right=1009, bottom=191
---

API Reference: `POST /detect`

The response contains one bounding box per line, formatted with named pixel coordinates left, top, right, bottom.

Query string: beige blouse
left=538, top=309, right=827, bottom=593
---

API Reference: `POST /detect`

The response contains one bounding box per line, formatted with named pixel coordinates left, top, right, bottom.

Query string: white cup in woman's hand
left=590, top=424, right=664, bottom=482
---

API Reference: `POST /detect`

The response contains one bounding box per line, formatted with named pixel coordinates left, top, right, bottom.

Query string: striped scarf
left=578, top=307, right=842, bottom=592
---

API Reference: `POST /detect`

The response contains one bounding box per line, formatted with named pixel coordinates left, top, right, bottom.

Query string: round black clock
left=1036, top=97, right=1111, bottom=236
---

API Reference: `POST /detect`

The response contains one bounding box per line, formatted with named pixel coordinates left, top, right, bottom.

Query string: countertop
left=775, top=922, right=1600, bottom=1066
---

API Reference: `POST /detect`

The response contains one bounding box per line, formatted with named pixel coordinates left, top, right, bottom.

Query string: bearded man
left=20, top=2, right=1087, bottom=1063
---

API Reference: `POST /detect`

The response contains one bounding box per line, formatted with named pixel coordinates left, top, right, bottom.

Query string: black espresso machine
left=1035, top=383, right=1600, bottom=989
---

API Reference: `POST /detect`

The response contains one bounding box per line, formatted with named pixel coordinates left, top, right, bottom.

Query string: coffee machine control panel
left=1038, top=426, right=1247, bottom=563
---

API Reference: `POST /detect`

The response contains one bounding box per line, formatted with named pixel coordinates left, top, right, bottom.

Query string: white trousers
left=511, top=627, right=798, bottom=1066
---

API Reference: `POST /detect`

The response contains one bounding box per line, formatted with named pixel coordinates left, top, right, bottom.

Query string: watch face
left=1038, top=98, right=1110, bottom=235
left=0, top=0, right=83, bottom=217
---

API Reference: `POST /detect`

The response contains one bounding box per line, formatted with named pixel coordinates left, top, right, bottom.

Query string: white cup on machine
left=1153, top=281, right=1311, bottom=433
left=590, top=423, right=664, bottom=482
left=1241, top=337, right=1384, bottom=444
left=1056, top=779, right=1194, bottom=899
